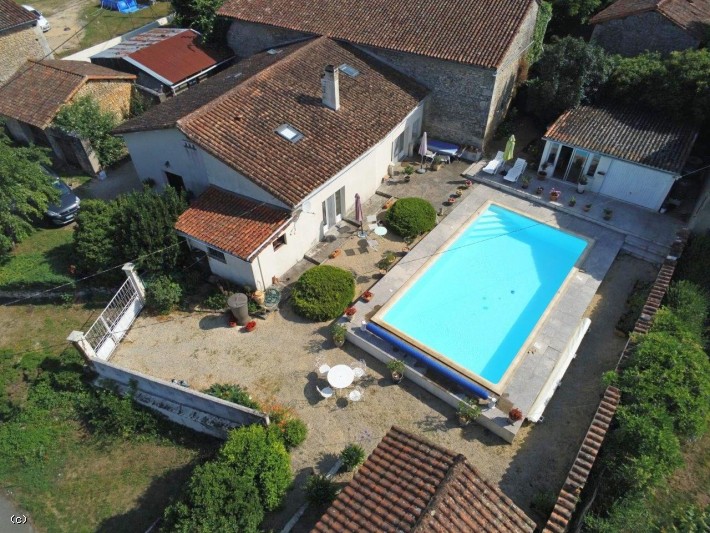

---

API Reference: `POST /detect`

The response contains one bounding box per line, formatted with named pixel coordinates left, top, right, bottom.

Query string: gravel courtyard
left=111, top=253, right=657, bottom=528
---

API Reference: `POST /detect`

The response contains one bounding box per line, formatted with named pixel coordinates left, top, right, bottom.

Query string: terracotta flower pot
left=391, top=371, right=403, bottom=384
left=245, top=321, right=257, bottom=332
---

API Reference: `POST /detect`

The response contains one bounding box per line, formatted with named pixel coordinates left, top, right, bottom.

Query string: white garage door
left=598, top=159, right=674, bottom=210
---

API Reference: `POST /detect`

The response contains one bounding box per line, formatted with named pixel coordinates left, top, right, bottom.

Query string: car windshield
left=53, top=180, right=71, bottom=195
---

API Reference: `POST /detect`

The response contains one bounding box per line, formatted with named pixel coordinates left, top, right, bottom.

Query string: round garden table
left=374, top=226, right=388, bottom=237
left=327, top=364, right=355, bottom=390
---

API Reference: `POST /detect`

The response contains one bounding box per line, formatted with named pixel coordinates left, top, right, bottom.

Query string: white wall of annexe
left=122, top=103, right=425, bottom=289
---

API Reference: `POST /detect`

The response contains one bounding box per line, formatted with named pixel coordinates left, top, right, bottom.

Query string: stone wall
left=485, top=2, right=538, bottom=146
left=591, top=11, right=699, bottom=56
left=74, top=80, right=133, bottom=119
left=0, top=24, right=52, bottom=85
left=227, top=19, right=312, bottom=57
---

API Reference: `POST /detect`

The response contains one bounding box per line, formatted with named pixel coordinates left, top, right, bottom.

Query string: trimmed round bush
left=291, top=265, right=355, bottom=321
left=385, top=197, right=436, bottom=239
left=280, top=418, right=308, bottom=450
left=145, top=275, right=182, bottom=314
left=305, top=474, right=339, bottom=505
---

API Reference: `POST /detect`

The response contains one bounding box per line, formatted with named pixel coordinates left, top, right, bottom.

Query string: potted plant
left=508, top=407, right=523, bottom=424
left=521, top=176, right=530, bottom=189
left=549, top=188, right=561, bottom=202
left=537, top=164, right=549, bottom=179
left=387, top=359, right=406, bottom=383
left=577, top=175, right=588, bottom=193
left=457, top=399, right=482, bottom=427
left=329, top=249, right=342, bottom=259
left=568, top=196, right=576, bottom=207
left=331, top=323, right=347, bottom=347
left=344, top=306, right=357, bottom=321
left=583, top=203, right=592, bottom=212
left=377, top=251, right=396, bottom=272
left=362, top=290, right=373, bottom=303
left=245, top=320, right=257, bottom=332
left=404, top=165, right=414, bottom=182
left=535, top=186, right=544, bottom=196
left=448, top=195, right=457, bottom=204
left=464, top=179, right=473, bottom=189
left=431, top=155, right=443, bottom=171
left=454, top=189, right=463, bottom=197
left=603, top=208, right=613, bottom=220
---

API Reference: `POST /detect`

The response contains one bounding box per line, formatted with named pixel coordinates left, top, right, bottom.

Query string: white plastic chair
left=366, top=239, right=379, bottom=252
left=348, top=386, right=363, bottom=403
left=352, top=359, right=367, bottom=379
left=317, top=363, right=330, bottom=376
left=317, top=385, right=334, bottom=400
left=482, top=151, right=504, bottom=174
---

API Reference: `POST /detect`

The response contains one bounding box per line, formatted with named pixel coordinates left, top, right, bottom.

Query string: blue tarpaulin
left=100, top=0, right=144, bottom=13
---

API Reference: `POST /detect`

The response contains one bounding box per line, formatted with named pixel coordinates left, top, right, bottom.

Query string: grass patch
left=0, top=226, right=74, bottom=291
left=77, top=2, right=173, bottom=53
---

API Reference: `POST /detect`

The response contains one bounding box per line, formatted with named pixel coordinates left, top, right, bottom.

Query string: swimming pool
left=375, top=204, right=588, bottom=389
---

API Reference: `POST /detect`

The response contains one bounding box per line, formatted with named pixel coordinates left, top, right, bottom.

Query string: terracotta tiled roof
left=312, top=426, right=536, bottom=533
left=0, top=0, right=36, bottom=33
left=177, top=37, right=428, bottom=207
left=589, top=0, right=710, bottom=40
left=0, top=60, right=135, bottom=129
left=126, top=29, right=234, bottom=86
left=114, top=41, right=308, bottom=135
left=218, top=0, right=536, bottom=69
left=175, top=186, right=291, bottom=260
left=543, top=104, right=697, bottom=173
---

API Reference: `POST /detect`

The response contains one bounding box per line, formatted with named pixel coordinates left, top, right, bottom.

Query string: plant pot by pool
left=245, top=320, right=257, bottom=332
left=387, top=359, right=405, bottom=384
left=362, top=290, right=373, bottom=302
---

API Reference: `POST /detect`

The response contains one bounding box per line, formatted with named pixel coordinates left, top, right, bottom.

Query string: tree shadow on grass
left=94, top=460, right=199, bottom=533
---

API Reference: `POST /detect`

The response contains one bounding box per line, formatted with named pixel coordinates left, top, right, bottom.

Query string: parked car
left=22, top=5, right=50, bottom=32
left=43, top=167, right=80, bottom=225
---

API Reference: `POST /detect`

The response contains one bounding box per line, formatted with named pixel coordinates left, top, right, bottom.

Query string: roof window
left=267, top=48, right=282, bottom=55
left=276, top=123, right=304, bottom=143
left=339, top=64, right=360, bottom=78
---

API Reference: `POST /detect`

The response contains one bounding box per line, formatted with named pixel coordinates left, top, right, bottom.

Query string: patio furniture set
left=483, top=151, right=528, bottom=183
left=315, top=357, right=367, bottom=405
left=359, top=214, right=388, bottom=252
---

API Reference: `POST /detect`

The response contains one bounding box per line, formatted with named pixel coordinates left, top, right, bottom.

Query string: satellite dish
left=302, top=200, right=314, bottom=214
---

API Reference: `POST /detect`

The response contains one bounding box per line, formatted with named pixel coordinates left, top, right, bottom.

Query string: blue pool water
left=380, top=204, right=588, bottom=385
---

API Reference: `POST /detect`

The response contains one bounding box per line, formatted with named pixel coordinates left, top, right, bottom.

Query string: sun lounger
left=482, top=151, right=504, bottom=174
left=503, top=158, right=527, bottom=183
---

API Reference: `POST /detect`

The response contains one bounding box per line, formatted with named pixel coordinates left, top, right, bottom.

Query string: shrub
left=291, top=266, right=355, bottom=321
left=146, top=275, right=182, bottom=314
left=162, top=462, right=264, bottom=533
left=202, top=383, right=260, bottom=410
left=385, top=197, right=436, bottom=240
left=280, top=418, right=308, bottom=450
left=202, top=289, right=228, bottom=310
left=339, top=443, right=366, bottom=472
left=676, top=232, right=710, bottom=294
left=665, top=280, right=708, bottom=339
left=219, top=425, right=292, bottom=511
left=305, top=474, right=339, bottom=505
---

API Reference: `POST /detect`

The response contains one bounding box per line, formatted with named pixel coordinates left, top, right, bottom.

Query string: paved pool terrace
left=346, top=182, right=625, bottom=442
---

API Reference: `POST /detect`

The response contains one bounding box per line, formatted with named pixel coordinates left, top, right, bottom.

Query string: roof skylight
left=339, top=64, right=360, bottom=78
left=266, top=48, right=282, bottom=55
left=276, top=123, right=304, bottom=143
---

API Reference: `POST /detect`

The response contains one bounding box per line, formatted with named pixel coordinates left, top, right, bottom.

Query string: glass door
left=553, top=146, right=573, bottom=179
left=565, top=150, right=590, bottom=183
left=321, top=187, right=344, bottom=232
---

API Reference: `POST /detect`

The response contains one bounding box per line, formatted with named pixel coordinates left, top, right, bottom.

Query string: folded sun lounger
left=482, top=151, right=504, bottom=175
left=503, top=158, right=527, bottom=183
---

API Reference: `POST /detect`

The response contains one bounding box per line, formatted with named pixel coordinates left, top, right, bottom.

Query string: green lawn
left=78, top=2, right=173, bottom=53
left=0, top=226, right=74, bottom=291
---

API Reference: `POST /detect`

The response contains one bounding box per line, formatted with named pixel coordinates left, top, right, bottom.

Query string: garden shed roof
left=543, top=104, right=697, bottom=173
left=312, top=426, right=536, bottom=532
left=0, top=0, right=36, bottom=33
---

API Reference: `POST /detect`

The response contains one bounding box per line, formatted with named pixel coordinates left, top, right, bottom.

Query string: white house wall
left=599, top=159, right=674, bottom=211
left=185, top=237, right=259, bottom=288
left=122, top=128, right=286, bottom=207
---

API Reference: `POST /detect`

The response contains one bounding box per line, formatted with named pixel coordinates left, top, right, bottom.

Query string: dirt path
left=40, top=0, right=93, bottom=56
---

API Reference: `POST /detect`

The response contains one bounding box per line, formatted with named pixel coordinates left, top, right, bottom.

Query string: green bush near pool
left=385, top=197, right=436, bottom=239
left=291, top=265, right=355, bottom=321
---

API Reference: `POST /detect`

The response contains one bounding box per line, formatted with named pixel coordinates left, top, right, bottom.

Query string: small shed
left=539, top=104, right=698, bottom=211
left=90, top=28, right=234, bottom=100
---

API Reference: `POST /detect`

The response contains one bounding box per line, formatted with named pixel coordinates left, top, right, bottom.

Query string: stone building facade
left=224, top=2, right=539, bottom=148
left=0, top=24, right=52, bottom=84
left=591, top=10, right=700, bottom=56
left=74, top=80, right=133, bottom=119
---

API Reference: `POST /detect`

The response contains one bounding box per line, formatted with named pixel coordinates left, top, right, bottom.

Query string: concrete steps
left=622, top=234, right=670, bottom=264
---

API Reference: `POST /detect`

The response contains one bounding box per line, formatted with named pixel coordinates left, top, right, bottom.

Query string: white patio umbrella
left=417, top=132, right=428, bottom=173
left=355, top=193, right=365, bottom=237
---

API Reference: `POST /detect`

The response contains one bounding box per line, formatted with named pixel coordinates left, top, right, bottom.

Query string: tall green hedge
left=291, top=265, right=355, bottom=321
left=384, top=197, right=436, bottom=240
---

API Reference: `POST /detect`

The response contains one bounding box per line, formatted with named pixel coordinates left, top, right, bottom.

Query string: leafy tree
left=606, top=49, right=710, bottom=125
left=73, top=186, right=187, bottom=278
left=172, top=0, right=229, bottom=44
left=676, top=232, right=710, bottom=295
left=219, top=424, right=292, bottom=511
left=526, top=36, right=615, bottom=123
left=162, top=463, right=264, bottom=533
left=528, top=2, right=553, bottom=64
left=0, top=131, right=58, bottom=260
left=53, top=96, right=126, bottom=167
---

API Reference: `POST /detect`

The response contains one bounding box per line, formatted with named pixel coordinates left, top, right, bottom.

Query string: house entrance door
left=321, top=187, right=344, bottom=233
left=553, top=146, right=573, bottom=179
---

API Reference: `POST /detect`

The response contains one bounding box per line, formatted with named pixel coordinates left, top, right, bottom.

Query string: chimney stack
left=321, top=65, right=340, bottom=111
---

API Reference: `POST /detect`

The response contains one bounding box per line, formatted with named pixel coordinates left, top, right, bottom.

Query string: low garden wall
left=90, top=358, right=269, bottom=439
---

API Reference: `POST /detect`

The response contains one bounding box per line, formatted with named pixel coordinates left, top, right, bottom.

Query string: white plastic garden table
left=327, top=364, right=355, bottom=393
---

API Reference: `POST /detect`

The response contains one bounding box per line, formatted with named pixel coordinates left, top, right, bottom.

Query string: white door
left=321, top=187, right=344, bottom=232
left=599, top=160, right=674, bottom=210
left=392, top=130, right=407, bottom=161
